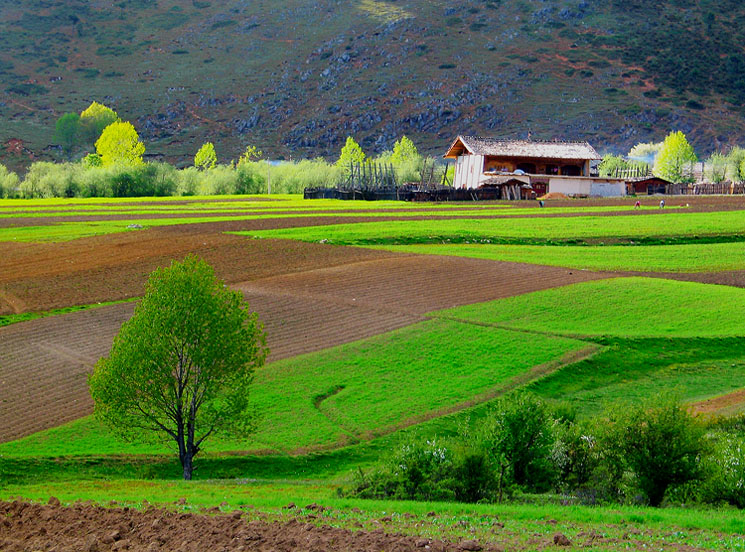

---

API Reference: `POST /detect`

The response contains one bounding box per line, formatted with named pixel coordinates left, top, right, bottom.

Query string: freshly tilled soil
left=0, top=500, right=490, bottom=552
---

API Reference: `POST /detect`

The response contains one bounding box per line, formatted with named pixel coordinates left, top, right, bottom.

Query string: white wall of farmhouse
left=548, top=177, right=626, bottom=197
left=455, top=154, right=485, bottom=189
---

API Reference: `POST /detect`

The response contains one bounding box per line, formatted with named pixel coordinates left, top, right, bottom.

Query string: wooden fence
left=666, top=182, right=745, bottom=195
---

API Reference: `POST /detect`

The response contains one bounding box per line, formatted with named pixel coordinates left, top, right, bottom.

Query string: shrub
left=0, top=164, right=20, bottom=198
left=349, top=438, right=458, bottom=502
left=701, top=433, right=745, bottom=508
left=478, top=391, right=557, bottom=493
left=600, top=394, right=706, bottom=506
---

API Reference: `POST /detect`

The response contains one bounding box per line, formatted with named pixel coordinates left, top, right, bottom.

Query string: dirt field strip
left=690, top=388, right=745, bottom=416
left=0, top=227, right=396, bottom=316
left=0, top=304, right=134, bottom=442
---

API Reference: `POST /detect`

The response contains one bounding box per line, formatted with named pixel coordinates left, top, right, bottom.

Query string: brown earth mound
left=0, top=499, right=712, bottom=552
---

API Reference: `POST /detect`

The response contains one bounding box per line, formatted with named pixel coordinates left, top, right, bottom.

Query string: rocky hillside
left=1, top=0, right=744, bottom=168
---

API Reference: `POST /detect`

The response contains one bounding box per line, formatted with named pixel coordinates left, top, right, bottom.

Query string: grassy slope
left=437, top=277, right=745, bottom=338
left=529, top=337, right=745, bottom=415
left=0, top=319, right=586, bottom=457
left=377, top=241, right=745, bottom=273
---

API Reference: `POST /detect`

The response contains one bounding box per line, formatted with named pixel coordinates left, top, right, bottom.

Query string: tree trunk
left=182, top=450, right=194, bottom=481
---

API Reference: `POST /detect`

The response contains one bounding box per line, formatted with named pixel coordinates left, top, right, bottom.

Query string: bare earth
left=0, top=500, right=706, bottom=552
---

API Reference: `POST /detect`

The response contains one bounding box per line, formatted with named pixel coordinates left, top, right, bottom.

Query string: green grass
left=436, top=277, right=745, bottom=338
left=377, top=241, right=745, bottom=273
left=0, top=298, right=136, bottom=328
left=246, top=210, right=745, bottom=245
left=528, top=337, right=745, bottom=415
left=0, top=319, right=587, bottom=457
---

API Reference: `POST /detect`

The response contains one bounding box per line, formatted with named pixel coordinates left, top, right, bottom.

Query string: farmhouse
left=444, top=135, right=626, bottom=198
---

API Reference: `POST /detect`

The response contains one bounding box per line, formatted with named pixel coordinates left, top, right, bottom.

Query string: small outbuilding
left=626, top=176, right=673, bottom=195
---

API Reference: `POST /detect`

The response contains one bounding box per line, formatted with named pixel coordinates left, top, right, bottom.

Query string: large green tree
left=89, top=255, right=267, bottom=480
left=95, top=121, right=145, bottom=166
left=53, top=113, right=81, bottom=155
left=653, top=131, right=697, bottom=184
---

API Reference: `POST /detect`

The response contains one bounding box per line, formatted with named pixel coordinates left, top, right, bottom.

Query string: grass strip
left=0, top=298, right=137, bottom=328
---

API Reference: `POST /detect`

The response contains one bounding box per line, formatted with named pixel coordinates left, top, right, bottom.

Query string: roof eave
left=443, top=135, right=474, bottom=159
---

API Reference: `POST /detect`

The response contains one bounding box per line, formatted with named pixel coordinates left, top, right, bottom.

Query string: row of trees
left=598, top=131, right=698, bottom=184
left=349, top=391, right=745, bottom=508
left=599, top=131, right=745, bottom=186
left=0, top=101, right=440, bottom=199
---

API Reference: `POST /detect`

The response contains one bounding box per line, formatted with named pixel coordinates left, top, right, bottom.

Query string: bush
left=601, top=394, right=706, bottom=506
left=0, top=164, right=20, bottom=198
left=346, top=436, right=497, bottom=503
left=701, top=433, right=745, bottom=508
left=348, top=438, right=458, bottom=502
left=478, top=391, right=557, bottom=493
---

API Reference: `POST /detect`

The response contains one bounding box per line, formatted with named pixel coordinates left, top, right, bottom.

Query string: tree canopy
left=390, top=136, right=419, bottom=164
left=237, top=145, right=263, bottom=166
left=653, top=131, right=697, bottom=184
left=95, top=121, right=145, bottom=166
left=194, top=142, right=217, bottom=170
left=336, top=136, right=366, bottom=167
left=79, top=101, right=120, bottom=145
left=53, top=113, right=81, bottom=155
left=89, top=255, right=267, bottom=480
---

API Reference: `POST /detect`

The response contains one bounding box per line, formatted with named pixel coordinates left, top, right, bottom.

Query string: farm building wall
left=454, top=154, right=485, bottom=188
left=548, top=177, right=626, bottom=197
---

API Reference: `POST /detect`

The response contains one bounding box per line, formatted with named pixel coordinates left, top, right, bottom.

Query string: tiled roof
left=449, top=135, right=601, bottom=160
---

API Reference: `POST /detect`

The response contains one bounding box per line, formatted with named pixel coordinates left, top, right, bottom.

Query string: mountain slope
left=1, top=0, right=744, bottom=168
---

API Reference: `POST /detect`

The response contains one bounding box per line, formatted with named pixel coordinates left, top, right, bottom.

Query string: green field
left=437, top=277, right=745, bottom=338
left=0, top=319, right=587, bottom=457
left=246, top=210, right=745, bottom=245
left=378, top=241, right=745, bottom=273
left=5, top=196, right=745, bottom=547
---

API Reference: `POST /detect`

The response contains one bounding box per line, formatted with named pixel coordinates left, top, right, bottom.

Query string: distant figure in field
left=634, top=200, right=641, bottom=209
left=538, top=200, right=545, bottom=208
left=659, top=199, right=665, bottom=209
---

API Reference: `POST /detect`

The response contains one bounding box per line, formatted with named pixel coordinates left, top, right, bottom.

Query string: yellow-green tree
left=653, top=131, right=697, bottom=184
left=237, top=145, right=263, bottom=166
left=194, top=142, right=217, bottom=170
left=95, top=121, right=145, bottom=166
left=390, top=135, right=419, bottom=164
left=336, top=136, right=366, bottom=166
left=79, top=101, right=119, bottom=145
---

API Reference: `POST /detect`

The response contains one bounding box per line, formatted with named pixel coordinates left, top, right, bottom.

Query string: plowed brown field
left=0, top=240, right=610, bottom=442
